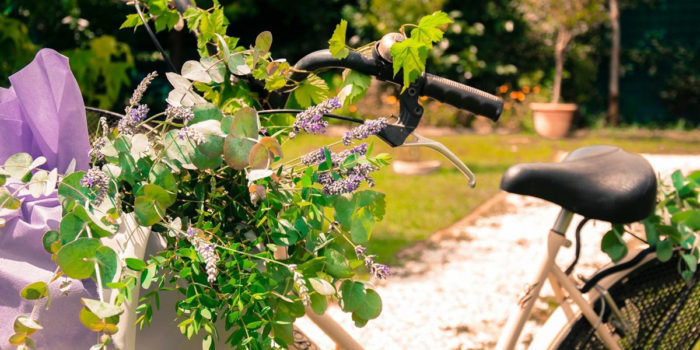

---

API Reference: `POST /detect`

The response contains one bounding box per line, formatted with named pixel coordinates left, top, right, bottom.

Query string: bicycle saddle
left=499, top=145, right=657, bottom=223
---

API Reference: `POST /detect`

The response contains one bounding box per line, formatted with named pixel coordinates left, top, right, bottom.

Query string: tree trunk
left=552, top=29, right=571, bottom=104
left=608, top=0, right=621, bottom=126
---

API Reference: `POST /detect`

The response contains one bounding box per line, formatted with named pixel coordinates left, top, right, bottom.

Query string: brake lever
left=399, top=133, right=476, bottom=187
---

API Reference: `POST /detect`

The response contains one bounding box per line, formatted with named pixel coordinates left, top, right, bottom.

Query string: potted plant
left=519, top=0, right=605, bottom=138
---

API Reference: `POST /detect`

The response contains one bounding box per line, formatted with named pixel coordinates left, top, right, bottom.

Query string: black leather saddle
left=500, top=145, right=657, bottom=223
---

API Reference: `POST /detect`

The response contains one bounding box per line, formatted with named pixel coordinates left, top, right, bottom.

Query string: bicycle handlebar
left=292, top=50, right=503, bottom=121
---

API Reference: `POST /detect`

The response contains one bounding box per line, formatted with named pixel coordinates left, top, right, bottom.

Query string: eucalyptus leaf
left=223, top=135, right=256, bottom=170
left=354, top=288, right=382, bottom=320
left=0, top=187, right=21, bottom=210
left=601, top=229, right=627, bottom=262
left=200, top=56, right=226, bottom=83
left=227, top=53, right=251, bottom=75
left=308, top=277, right=335, bottom=296
left=165, top=72, right=192, bottom=91
left=81, top=298, right=123, bottom=319
left=42, top=230, right=60, bottom=254
left=340, top=280, right=365, bottom=312
left=96, top=246, right=118, bottom=287
left=231, top=107, right=260, bottom=138
left=20, top=282, right=48, bottom=300
left=248, top=143, right=271, bottom=170
left=324, top=248, right=353, bottom=279
left=56, top=238, right=100, bottom=279
left=181, top=60, right=212, bottom=83
left=4, top=153, right=33, bottom=179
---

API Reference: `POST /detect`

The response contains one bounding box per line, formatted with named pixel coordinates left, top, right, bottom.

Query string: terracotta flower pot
left=530, top=103, right=577, bottom=139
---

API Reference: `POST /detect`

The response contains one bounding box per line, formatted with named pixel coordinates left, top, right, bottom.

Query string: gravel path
left=296, top=154, right=700, bottom=350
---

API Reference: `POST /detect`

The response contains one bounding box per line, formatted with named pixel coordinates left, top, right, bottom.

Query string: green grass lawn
left=283, top=128, right=700, bottom=265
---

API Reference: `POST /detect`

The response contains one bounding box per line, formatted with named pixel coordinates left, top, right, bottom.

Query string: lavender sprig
left=342, top=117, right=388, bottom=145
left=181, top=226, right=219, bottom=283
left=290, top=97, right=342, bottom=138
left=118, top=104, right=149, bottom=135
left=126, top=71, right=158, bottom=110
left=289, top=264, right=310, bottom=306
left=355, top=245, right=391, bottom=280
left=165, top=105, right=195, bottom=123
left=80, top=167, right=110, bottom=206
left=301, top=143, right=369, bottom=167
left=178, top=126, right=206, bottom=145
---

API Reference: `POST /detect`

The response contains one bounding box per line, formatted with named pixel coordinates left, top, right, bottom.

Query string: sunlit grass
left=283, top=129, right=699, bottom=264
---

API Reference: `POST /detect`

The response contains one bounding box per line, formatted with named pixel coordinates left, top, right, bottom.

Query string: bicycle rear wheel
left=554, top=254, right=700, bottom=350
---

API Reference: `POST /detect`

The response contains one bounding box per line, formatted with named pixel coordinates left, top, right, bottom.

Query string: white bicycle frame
left=299, top=134, right=624, bottom=350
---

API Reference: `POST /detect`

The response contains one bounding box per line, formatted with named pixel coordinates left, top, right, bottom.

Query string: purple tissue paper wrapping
left=0, top=49, right=96, bottom=350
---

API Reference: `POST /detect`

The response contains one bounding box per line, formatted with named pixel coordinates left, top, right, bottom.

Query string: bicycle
left=86, top=6, right=699, bottom=348
left=264, top=33, right=699, bottom=350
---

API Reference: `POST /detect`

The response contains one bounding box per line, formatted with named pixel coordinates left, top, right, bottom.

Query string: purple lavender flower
left=165, top=105, right=194, bottom=123
left=301, top=143, right=369, bottom=167
left=80, top=167, right=110, bottom=206
left=127, top=71, right=157, bottom=108
left=371, top=263, right=391, bottom=280
left=342, top=118, right=388, bottom=145
left=181, top=226, right=219, bottom=283
left=291, top=97, right=342, bottom=137
left=118, top=104, right=149, bottom=135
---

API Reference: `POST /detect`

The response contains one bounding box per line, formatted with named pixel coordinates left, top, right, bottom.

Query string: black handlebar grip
left=422, top=74, right=503, bottom=121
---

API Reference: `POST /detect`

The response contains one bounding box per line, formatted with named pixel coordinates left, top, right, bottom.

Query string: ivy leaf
left=293, top=73, right=329, bottom=108
left=410, top=11, right=453, bottom=47
left=389, top=37, right=429, bottom=91
left=329, top=19, right=350, bottom=59
left=350, top=207, right=374, bottom=244
left=340, top=70, right=371, bottom=106
left=119, top=14, right=142, bottom=30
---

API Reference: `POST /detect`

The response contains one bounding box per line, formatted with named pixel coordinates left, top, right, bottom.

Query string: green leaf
left=656, top=239, right=673, bottom=262
left=14, top=315, right=42, bottom=334
left=350, top=207, right=374, bottom=244
left=227, top=53, right=251, bottom=75
left=231, top=107, right=260, bottom=138
left=410, top=11, right=453, bottom=47
left=682, top=253, right=698, bottom=272
left=141, top=265, right=157, bottom=289
left=308, top=277, right=335, bottom=296
left=120, top=13, right=142, bottom=30
left=601, top=229, right=627, bottom=262
left=223, top=135, right=256, bottom=170
left=125, top=258, right=147, bottom=271
left=191, top=103, right=224, bottom=124
left=96, top=246, right=118, bottom=287
left=293, top=73, right=329, bottom=108
left=57, top=238, right=100, bottom=279
left=329, top=19, right=350, bottom=59
left=340, top=280, right=365, bottom=312
left=60, top=212, right=86, bottom=244
left=642, top=217, right=659, bottom=246
left=79, top=307, right=104, bottom=332
left=354, top=288, right=382, bottom=320
left=672, top=210, right=700, bottom=230
left=81, top=298, right=123, bottom=319
left=324, top=248, right=354, bottom=278
left=272, top=312, right=294, bottom=346
left=389, top=37, right=429, bottom=91
left=20, top=282, right=48, bottom=300
left=148, top=162, right=178, bottom=194
left=0, top=187, right=20, bottom=210
left=340, top=70, right=371, bottom=106
left=42, top=230, right=60, bottom=254
left=4, top=153, right=32, bottom=179
left=134, top=184, right=173, bottom=226
left=352, top=313, right=368, bottom=328
left=255, top=31, right=273, bottom=55
left=310, top=293, right=327, bottom=315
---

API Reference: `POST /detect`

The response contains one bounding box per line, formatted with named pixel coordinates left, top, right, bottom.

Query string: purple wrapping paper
left=0, top=49, right=96, bottom=349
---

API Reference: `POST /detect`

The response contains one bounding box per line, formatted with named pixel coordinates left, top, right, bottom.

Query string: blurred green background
left=2, top=0, right=699, bottom=127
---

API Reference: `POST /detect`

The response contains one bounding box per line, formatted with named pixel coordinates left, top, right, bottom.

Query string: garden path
left=296, top=154, right=700, bottom=350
